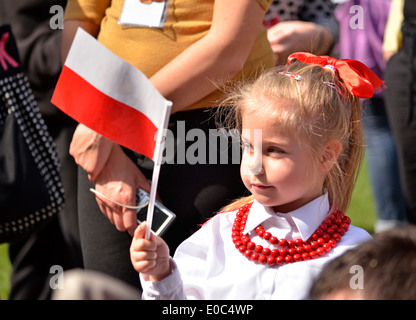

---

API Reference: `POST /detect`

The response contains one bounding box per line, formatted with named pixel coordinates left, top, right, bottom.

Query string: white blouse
left=140, top=193, right=372, bottom=300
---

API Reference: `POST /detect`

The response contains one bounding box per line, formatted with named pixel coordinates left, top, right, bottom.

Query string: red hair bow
left=287, top=52, right=385, bottom=99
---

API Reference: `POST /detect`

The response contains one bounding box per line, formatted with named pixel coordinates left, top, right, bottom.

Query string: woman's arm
left=150, top=0, right=267, bottom=112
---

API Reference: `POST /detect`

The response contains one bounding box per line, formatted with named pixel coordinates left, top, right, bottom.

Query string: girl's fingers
left=134, top=221, right=148, bottom=240
left=131, top=249, right=157, bottom=263
left=131, top=259, right=156, bottom=274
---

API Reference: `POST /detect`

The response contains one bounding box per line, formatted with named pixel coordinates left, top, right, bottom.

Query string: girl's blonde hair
left=219, top=62, right=364, bottom=213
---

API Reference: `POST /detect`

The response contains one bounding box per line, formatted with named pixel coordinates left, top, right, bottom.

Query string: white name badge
left=118, top=0, right=169, bottom=28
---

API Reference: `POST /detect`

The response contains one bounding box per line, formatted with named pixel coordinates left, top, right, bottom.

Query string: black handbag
left=0, top=24, right=65, bottom=243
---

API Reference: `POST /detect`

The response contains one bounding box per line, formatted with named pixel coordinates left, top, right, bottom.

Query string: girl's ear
left=320, top=139, right=342, bottom=172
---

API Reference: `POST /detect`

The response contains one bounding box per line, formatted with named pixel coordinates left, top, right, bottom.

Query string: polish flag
left=51, top=28, right=172, bottom=161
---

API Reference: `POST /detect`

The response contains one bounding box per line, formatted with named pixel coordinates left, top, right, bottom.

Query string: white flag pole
left=145, top=102, right=172, bottom=240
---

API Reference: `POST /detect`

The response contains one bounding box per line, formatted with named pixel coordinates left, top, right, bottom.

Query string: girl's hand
left=130, top=222, right=172, bottom=282
left=94, top=144, right=151, bottom=237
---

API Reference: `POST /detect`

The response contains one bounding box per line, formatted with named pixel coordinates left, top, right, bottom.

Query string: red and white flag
left=52, top=28, right=172, bottom=239
left=51, top=28, right=172, bottom=161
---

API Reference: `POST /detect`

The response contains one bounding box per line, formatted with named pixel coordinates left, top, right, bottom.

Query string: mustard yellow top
left=65, top=0, right=274, bottom=111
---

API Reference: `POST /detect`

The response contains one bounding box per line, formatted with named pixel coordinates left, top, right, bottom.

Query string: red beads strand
left=232, top=203, right=351, bottom=266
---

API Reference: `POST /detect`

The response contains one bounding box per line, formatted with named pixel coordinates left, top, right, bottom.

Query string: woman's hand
left=130, top=222, right=172, bottom=282
left=94, top=144, right=151, bottom=236
left=69, top=124, right=115, bottom=182
left=267, top=21, right=333, bottom=65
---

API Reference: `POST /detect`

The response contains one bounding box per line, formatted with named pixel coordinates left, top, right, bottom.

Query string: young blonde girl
left=130, top=53, right=383, bottom=299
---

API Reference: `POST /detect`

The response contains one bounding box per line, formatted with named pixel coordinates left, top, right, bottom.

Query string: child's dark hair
left=309, top=225, right=416, bottom=300
left=220, top=61, right=364, bottom=213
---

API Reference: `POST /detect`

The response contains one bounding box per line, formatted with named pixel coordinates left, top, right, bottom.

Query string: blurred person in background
left=0, top=0, right=82, bottom=299
left=383, top=0, right=416, bottom=227
left=334, top=0, right=407, bottom=233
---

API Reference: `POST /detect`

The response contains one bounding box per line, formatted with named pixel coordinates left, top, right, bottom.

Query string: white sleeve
left=140, top=214, right=230, bottom=300
left=140, top=259, right=186, bottom=300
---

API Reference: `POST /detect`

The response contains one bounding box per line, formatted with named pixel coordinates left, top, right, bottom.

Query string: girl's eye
left=267, top=147, right=285, bottom=154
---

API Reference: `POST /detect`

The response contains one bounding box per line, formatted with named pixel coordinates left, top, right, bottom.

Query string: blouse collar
left=243, top=193, right=330, bottom=241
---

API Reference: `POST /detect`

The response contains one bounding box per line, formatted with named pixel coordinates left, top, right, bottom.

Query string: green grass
left=0, top=243, right=11, bottom=300
left=348, top=158, right=377, bottom=234
left=0, top=158, right=376, bottom=300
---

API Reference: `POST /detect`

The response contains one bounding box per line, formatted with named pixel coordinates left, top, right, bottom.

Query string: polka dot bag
left=0, top=25, right=65, bottom=243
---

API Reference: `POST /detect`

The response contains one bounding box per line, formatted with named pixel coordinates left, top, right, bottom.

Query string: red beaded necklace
left=232, top=203, right=351, bottom=266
